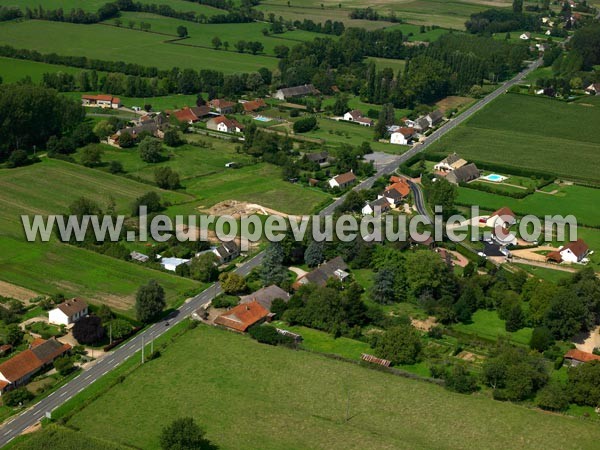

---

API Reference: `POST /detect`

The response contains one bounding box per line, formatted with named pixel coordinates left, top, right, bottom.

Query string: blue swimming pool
left=254, top=115, right=271, bottom=122
left=482, top=174, right=507, bottom=182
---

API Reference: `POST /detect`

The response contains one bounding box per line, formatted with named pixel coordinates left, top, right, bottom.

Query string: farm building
left=206, top=116, right=244, bottom=134
left=48, top=298, right=88, bottom=326
left=445, top=163, right=480, bottom=184
left=434, top=153, right=467, bottom=173
left=546, top=238, right=590, bottom=264
left=171, top=107, right=200, bottom=124
left=81, top=94, right=121, bottom=109
left=273, top=84, right=320, bottom=100
left=190, top=105, right=211, bottom=118
left=390, top=127, right=415, bottom=145
left=425, top=110, right=444, bottom=127
left=293, top=257, right=349, bottom=289
left=343, top=110, right=374, bottom=126
left=160, top=257, right=190, bottom=272
left=304, top=151, right=330, bottom=166
left=362, top=197, right=391, bottom=216
left=564, top=349, right=600, bottom=366
left=404, top=117, right=429, bottom=132
left=586, top=83, right=600, bottom=95
left=214, top=301, right=270, bottom=332
left=239, top=285, right=290, bottom=312
left=241, top=99, right=267, bottom=113
left=328, top=171, right=357, bottom=189
left=109, top=123, right=165, bottom=147
left=0, top=338, right=71, bottom=394
left=485, top=207, right=517, bottom=229
left=208, top=99, right=236, bottom=114
left=212, top=241, right=240, bottom=264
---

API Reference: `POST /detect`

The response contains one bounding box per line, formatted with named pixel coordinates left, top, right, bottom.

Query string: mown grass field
left=0, top=0, right=223, bottom=15
left=53, top=324, right=600, bottom=449
left=453, top=309, right=533, bottom=346
left=456, top=183, right=600, bottom=227
left=428, top=94, right=600, bottom=183
left=258, top=0, right=511, bottom=29
left=0, top=20, right=278, bottom=73
left=105, top=12, right=329, bottom=56
left=0, top=56, right=88, bottom=83
left=0, top=158, right=199, bottom=314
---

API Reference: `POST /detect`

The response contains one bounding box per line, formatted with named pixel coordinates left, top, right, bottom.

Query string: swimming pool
left=482, top=174, right=507, bottom=182
left=254, top=115, right=271, bottom=122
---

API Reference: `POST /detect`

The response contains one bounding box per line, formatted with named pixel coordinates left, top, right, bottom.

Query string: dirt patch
left=511, top=245, right=558, bottom=262
left=411, top=316, right=438, bottom=332
left=457, top=351, right=484, bottom=362
left=201, top=200, right=298, bottom=220
left=175, top=224, right=256, bottom=251
left=435, top=96, right=473, bottom=113
left=0, top=280, right=40, bottom=303
left=573, top=326, right=600, bottom=353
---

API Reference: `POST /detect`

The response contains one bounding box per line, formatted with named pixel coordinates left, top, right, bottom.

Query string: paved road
left=0, top=56, right=542, bottom=447
left=320, top=56, right=542, bottom=216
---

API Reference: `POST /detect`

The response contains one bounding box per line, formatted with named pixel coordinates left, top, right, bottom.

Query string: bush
left=3, top=387, right=33, bottom=406
left=444, top=364, right=478, bottom=394
left=530, top=327, right=554, bottom=352
left=211, top=295, right=239, bottom=309
left=536, top=382, right=570, bottom=411
left=139, top=137, right=164, bottom=162
left=248, top=324, right=291, bottom=345
left=54, top=356, right=75, bottom=376
left=108, top=160, right=124, bottom=174
left=293, top=116, right=317, bottom=133
left=6, top=149, right=31, bottom=168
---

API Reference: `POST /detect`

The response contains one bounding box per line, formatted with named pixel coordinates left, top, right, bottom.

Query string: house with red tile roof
left=564, top=349, right=600, bottom=366
left=0, top=338, right=71, bottom=394
left=214, top=301, right=270, bottom=332
left=206, top=115, right=244, bottom=134
left=172, top=107, right=199, bottom=124
left=81, top=94, right=121, bottom=109
left=208, top=99, right=236, bottom=114
left=241, top=99, right=266, bottom=113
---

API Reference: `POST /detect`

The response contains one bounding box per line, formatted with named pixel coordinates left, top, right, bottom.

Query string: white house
left=328, top=171, right=357, bottom=189
left=160, top=257, right=190, bottom=272
left=361, top=197, right=391, bottom=216
left=81, top=94, right=121, bottom=109
left=585, top=83, right=600, bottom=95
left=547, top=239, right=590, bottom=264
left=343, top=110, right=373, bottom=126
left=485, top=207, right=516, bottom=229
left=390, top=127, right=415, bottom=145
left=434, top=153, right=467, bottom=172
left=206, top=115, right=244, bottom=133
left=48, top=298, right=88, bottom=326
left=520, top=32, right=531, bottom=40
left=425, top=110, right=443, bottom=127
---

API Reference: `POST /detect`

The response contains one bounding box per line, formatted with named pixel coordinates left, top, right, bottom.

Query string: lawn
left=55, top=324, right=600, bottom=449
left=62, top=91, right=201, bottom=111
left=0, top=56, right=91, bottom=83
left=182, top=162, right=331, bottom=214
left=512, top=263, right=574, bottom=283
left=456, top=183, right=600, bottom=228
left=453, top=309, right=533, bottom=346
left=365, top=56, right=406, bottom=73
left=0, top=20, right=278, bottom=73
left=0, top=158, right=199, bottom=315
left=427, top=93, right=600, bottom=184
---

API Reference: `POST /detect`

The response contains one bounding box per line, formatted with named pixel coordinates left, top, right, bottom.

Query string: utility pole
left=150, top=336, right=154, bottom=355
left=141, top=335, right=145, bottom=364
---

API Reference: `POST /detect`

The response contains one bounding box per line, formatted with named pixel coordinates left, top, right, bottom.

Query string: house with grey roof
left=239, top=285, right=290, bottom=312
left=273, top=84, right=320, bottom=100
left=445, top=163, right=480, bottom=184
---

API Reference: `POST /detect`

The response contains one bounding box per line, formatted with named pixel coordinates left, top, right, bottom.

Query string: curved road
left=0, top=56, right=542, bottom=447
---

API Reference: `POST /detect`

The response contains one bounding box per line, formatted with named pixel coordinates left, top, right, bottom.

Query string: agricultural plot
left=259, top=0, right=512, bottom=29
left=59, top=324, right=600, bottom=449
left=0, top=0, right=223, bottom=15
left=0, top=56, right=87, bottom=83
left=105, top=12, right=329, bottom=56
left=0, top=20, right=278, bottom=73
left=0, top=158, right=199, bottom=315
left=428, top=94, right=600, bottom=184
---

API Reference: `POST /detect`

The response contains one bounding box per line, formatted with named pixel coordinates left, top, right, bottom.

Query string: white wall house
left=160, top=257, right=190, bottom=272
left=48, top=298, right=88, bottom=326
left=390, top=128, right=414, bottom=145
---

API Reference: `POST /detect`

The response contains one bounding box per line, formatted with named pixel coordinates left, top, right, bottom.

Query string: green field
left=457, top=183, right=600, bottom=227
left=0, top=20, right=278, bottom=73
left=105, top=12, right=329, bottom=56
left=45, top=324, right=600, bottom=449
left=258, top=0, right=511, bottom=29
left=0, top=57, right=88, bottom=83
left=428, top=94, right=600, bottom=183
left=0, top=0, right=223, bottom=15
left=453, top=309, right=533, bottom=346
left=0, top=158, right=200, bottom=314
